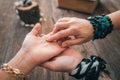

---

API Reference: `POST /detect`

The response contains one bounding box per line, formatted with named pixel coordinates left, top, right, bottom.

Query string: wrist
left=80, top=19, right=94, bottom=40
left=69, top=59, right=82, bottom=73
left=108, top=10, right=120, bottom=30
left=68, top=49, right=83, bottom=73
left=0, top=49, right=35, bottom=79
left=8, top=49, right=36, bottom=74
left=86, top=19, right=94, bottom=38
left=69, top=55, right=108, bottom=80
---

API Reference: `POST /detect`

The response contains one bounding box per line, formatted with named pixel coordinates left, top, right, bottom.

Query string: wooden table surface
left=0, top=0, right=120, bottom=80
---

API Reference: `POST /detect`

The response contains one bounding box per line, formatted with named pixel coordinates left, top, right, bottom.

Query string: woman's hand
left=47, top=17, right=94, bottom=47
left=8, top=23, right=65, bottom=74
left=22, top=24, right=64, bottom=63
left=21, top=23, right=65, bottom=65
left=41, top=48, right=83, bottom=72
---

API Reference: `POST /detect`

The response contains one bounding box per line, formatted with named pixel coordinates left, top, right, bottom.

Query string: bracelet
left=69, top=55, right=110, bottom=80
left=87, top=14, right=113, bottom=40
left=1, top=63, right=28, bottom=79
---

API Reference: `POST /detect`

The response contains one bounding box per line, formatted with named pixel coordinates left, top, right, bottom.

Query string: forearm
left=108, top=10, right=120, bottom=30
left=0, top=49, right=35, bottom=80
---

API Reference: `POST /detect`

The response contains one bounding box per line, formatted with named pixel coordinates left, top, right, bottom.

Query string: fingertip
left=46, top=37, right=52, bottom=42
left=46, top=33, right=56, bottom=42
left=61, top=40, right=73, bottom=47
left=61, top=43, right=68, bottom=48
left=49, top=32, right=54, bottom=35
left=52, top=26, right=58, bottom=34
left=30, top=23, right=42, bottom=35
left=34, top=23, right=41, bottom=30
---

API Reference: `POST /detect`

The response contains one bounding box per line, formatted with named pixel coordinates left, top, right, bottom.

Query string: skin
left=1, top=10, right=119, bottom=80
left=47, top=18, right=94, bottom=47
left=47, top=10, right=120, bottom=47
left=0, top=23, right=65, bottom=80
left=0, top=23, right=82, bottom=80
left=41, top=48, right=83, bottom=72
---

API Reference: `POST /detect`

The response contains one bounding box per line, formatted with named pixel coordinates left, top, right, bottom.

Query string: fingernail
left=36, top=23, right=39, bottom=25
left=62, top=43, right=67, bottom=48
left=58, top=41, right=62, bottom=46
left=34, top=23, right=39, bottom=27
left=47, top=37, right=51, bottom=41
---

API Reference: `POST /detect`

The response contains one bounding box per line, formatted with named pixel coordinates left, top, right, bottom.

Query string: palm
left=21, top=24, right=65, bottom=65
left=42, top=48, right=83, bottom=72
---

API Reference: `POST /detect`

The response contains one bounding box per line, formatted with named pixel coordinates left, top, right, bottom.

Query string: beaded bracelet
left=87, top=14, right=113, bottom=40
left=1, top=63, right=28, bottom=79
left=69, top=55, right=109, bottom=80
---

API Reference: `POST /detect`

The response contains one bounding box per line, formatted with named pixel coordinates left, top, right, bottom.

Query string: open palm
left=21, top=23, right=65, bottom=65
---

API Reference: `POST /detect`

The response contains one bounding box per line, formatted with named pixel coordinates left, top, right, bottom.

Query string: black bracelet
left=69, top=55, right=109, bottom=80
left=87, top=14, right=113, bottom=40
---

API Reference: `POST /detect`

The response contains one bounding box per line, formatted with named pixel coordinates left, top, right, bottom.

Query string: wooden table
left=0, top=0, right=120, bottom=80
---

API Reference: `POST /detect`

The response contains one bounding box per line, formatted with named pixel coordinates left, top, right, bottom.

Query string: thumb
left=61, top=38, right=84, bottom=47
left=29, top=23, right=42, bottom=36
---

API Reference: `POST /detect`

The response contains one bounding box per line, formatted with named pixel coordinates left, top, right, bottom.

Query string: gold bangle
left=1, top=63, right=29, bottom=78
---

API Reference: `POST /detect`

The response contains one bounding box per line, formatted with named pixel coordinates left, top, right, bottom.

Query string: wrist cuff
left=69, top=55, right=109, bottom=80
left=87, top=14, right=113, bottom=40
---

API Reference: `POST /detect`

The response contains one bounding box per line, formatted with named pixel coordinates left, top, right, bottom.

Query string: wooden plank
left=27, top=0, right=64, bottom=80
left=100, top=0, right=120, bottom=12
left=91, top=3, right=120, bottom=80
left=58, top=0, right=99, bottom=14
left=0, top=0, right=120, bottom=80
left=95, top=1, right=120, bottom=80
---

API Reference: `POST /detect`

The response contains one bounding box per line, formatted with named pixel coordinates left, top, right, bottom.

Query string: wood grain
left=0, top=0, right=119, bottom=80
left=58, top=0, right=99, bottom=14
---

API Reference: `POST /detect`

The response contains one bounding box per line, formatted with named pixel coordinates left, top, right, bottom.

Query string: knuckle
left=69, top=20, right=77, bottom=25
left=71, top=17, right=78, bottom=21
left=54, top=24, right=61, bottom=31
left=71, top=17, right=77, bottom=20
left=64, top=42, right=70, bottom=46
left=75, top=28, right=79, bottom=33
left=68, top=28, right=76, bottom=34
left=54, top=23, right=59, bottom=27
left=58, top=31, right=64, bottom=35
left=55, top=23, right=62, bottom=28
left=72, top=27, right=78, bottom=31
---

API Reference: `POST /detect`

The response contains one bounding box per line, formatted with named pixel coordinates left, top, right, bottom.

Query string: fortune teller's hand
left=47, top=17, right=94, bottom=47
left=41, top=48, right=83, bottom=72
left=8, top=23, right=65, bottom=74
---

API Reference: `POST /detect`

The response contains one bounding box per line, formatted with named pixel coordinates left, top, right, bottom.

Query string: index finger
left=47, top=29, right=73, bottom=42
left=53, top=21, right=69, bottom=34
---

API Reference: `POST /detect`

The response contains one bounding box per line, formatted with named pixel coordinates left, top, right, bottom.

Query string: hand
left=21, top=23, right=65, bottom=65
left=47, top=17, right=94, bottom=47
left=8, top=23, right=65, bottom=74
left=41, top=48, right=83, bottom=72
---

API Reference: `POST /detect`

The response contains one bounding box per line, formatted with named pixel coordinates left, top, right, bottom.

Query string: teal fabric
left=88, top=14, right=113, bottom=40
